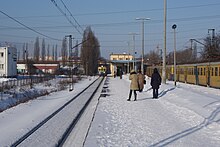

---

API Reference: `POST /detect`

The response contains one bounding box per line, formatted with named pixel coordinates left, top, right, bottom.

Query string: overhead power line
left=60, top=0, right=84, bottom=32
left=72, top=3, right=220, bottom=16
left=0, top=10, right=62, bottom=41
left=50, top=0, right=83, bottom=35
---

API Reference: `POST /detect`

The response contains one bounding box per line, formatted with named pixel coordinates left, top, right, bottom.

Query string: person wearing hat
left=127, top=69, right=139, bottom=101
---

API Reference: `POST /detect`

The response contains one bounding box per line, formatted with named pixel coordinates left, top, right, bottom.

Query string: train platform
left=80, top=74, right=220, bottom=146
left=0, top=74, right=220, bottom=146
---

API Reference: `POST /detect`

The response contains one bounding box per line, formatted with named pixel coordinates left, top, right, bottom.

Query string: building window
left=0, top=52, right=3, bottom=57
left=0, top=64, right=4, bottom=69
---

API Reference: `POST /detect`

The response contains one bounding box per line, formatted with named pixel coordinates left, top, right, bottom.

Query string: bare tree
left=73, top=40, right=79, bottom=57
left=202, top=34, right=220, bottom=61
left=25, top=43, right=29, bottom=60
left=55, top=44, right=58, bottom=61
left=22, top=43, right=25, bottom=61
left=52, top=45, right=55, bottom=61
left=81, top=26, right=100, bottom=75
left=41, top=38, right=46, bottom=61
left=145, top=51, right=161, bottom=65
left=47, top=44, right=50, bottom=61
left=61, top=38, right=68, bottom=66
left=34, top=37, right=40, bottom=62
left=167, top=48, right=194, bottom=64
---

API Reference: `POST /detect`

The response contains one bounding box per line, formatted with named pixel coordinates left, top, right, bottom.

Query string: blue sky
left=0, top=0, right=220, bottom=59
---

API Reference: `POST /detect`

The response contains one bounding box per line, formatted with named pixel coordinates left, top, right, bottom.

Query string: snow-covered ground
left=84, top=75, right=220, bottom=147
left=0, top=75, right=220, bottom=146
left=0, top=76, right=98, bottom=146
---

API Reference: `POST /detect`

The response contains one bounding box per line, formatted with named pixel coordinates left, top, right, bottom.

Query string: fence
left=0, top=76, right=54, bottom=92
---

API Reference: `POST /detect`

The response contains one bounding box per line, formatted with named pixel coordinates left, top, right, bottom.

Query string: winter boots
left=127, top=91, right=137, bottom=101
left=134, top=93, right=137, bottom=101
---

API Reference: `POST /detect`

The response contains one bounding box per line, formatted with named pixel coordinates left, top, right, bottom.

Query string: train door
left=184, top=66, right=187, bottom=83
left=194, top=66, right=198, bottom=85
left=207, top=65, right=210, bottom=86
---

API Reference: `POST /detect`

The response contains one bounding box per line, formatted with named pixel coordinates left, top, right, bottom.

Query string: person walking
left=150, top=68, right=162, bottom=98
left=137, top=70, right=145, bottom=92
left=127, top=69, right=139, bottom=101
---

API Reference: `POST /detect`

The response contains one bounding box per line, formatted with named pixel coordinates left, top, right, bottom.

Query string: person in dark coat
left=151, top=68, right=161, bottom=98
left=127, top=69, right=139, bottom=101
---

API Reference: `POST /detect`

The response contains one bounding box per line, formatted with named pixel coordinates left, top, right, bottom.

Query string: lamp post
left=136, top=17, right=150, bottom=74
left=172, top=24, right=177, bottom=86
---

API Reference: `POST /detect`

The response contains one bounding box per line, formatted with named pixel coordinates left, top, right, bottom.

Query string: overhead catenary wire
left=72, top=3, right=220, bottom=16
left=60, top=0, right=84, bottom=32
left=50, top=0, right=83, bottom=35
left=0, top=10, right=62, bottom=41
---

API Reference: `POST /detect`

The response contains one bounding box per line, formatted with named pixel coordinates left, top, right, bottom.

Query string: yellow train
left=146, top=62, right=220, bottom=88
left=98, top=65, right=107, bottom=76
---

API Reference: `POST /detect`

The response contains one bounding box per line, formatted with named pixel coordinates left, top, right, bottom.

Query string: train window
left=201, top=68, right=203, bottom=76
left=215, top=67, right=218, bottom=76
left=219, top=67, right=220, bottom=76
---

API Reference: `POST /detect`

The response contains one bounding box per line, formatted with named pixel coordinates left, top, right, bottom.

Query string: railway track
left=11, top=77, right=105, bottom=147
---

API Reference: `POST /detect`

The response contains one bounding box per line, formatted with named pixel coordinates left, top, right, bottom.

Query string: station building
left=109, top=53, right=141, bottom=76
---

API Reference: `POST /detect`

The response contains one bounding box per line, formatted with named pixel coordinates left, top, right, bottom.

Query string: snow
left=0, top=75, right=220, bottom=146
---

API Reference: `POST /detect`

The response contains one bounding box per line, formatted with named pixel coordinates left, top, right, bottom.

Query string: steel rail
left=11, top=77, right=103, bottom=147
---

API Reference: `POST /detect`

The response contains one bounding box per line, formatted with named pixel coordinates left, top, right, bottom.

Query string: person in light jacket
left=137, top=70, right=145, bottom=92
left=127, top=70, right=139, bottom=101
left=151, top=68, right=161, bottom=98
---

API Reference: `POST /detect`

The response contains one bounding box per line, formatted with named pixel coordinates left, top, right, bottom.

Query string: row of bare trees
left=145, top=32, right=220, bottom=65
left=19, top=26, right=100, bottom=76
left=21, top=38, right=59, bottom=62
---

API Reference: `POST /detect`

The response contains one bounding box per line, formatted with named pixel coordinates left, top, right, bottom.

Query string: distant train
left=98, top=65, right=107, bottom=76
left=146, top=61, right=220, bottom=88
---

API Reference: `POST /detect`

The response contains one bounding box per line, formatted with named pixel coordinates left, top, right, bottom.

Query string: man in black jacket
left=150, top=68, right=162, bottom=98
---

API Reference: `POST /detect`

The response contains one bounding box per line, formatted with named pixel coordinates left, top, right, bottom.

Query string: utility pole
left=208, top=29, right=215, bottom=44
left=129, top=33, right=138, bottom=71
left=136, top=17, right=150, bottom=74
left=162, top=0, right=167, bottom=84
left=127, top=41, right=130, bottom=73
left=208, top=29, right=215, bottom=57
left=65, top=35, right=73, bottom=91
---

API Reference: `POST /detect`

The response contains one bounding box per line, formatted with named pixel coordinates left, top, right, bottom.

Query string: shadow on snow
left=149, top=106, right=220, bottom=146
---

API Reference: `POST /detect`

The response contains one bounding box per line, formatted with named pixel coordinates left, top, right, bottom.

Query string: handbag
left=144, top=80, right=146, bottom=84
